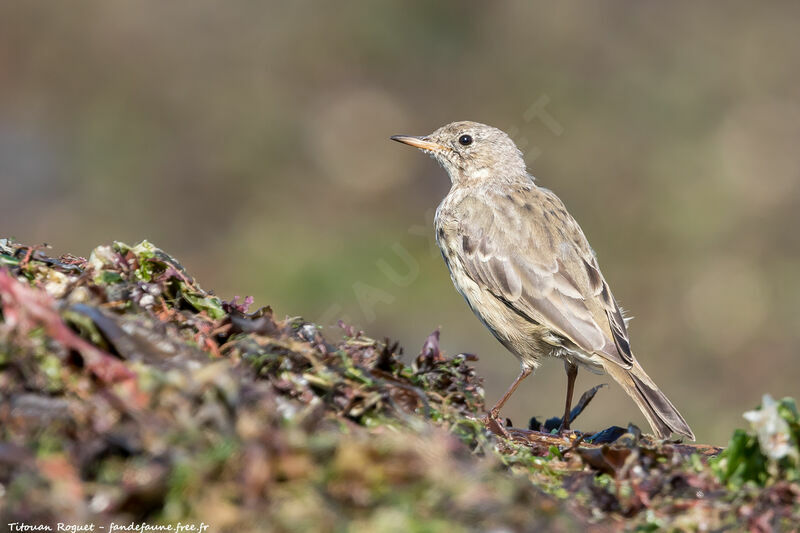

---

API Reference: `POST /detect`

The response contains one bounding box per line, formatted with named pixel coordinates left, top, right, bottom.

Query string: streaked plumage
left=392, top=121, right=694, bottom=440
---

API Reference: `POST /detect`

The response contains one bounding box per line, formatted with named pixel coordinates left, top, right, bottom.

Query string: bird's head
left=391, top=121, right=528, bottom=185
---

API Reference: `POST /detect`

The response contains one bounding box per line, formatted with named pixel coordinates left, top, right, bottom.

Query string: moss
left=0, top=238, right=798, bottom=531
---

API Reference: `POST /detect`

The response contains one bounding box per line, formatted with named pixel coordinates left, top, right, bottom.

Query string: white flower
left=743, top=394, right=799, bottom=461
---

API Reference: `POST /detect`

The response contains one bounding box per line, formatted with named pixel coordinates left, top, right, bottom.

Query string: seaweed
left=1, top=239, right=798, bottom=531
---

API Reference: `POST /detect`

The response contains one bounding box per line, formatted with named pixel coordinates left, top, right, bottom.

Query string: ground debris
left=1, top=238, right=798, bottom=532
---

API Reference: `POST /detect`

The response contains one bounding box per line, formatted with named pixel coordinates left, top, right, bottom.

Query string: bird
left=391, top=121, right=694, bottom=440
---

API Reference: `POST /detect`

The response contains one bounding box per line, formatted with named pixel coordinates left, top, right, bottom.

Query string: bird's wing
left=452, top=189, right=633, bottom=368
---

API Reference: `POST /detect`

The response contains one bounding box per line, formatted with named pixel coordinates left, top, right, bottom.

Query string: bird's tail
left=605, top=362, right=695, bottom=441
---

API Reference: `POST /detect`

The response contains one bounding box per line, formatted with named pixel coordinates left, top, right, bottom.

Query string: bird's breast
left=434, top=209, right=529, bottom=361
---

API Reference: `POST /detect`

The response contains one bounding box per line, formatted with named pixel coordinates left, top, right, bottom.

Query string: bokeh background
left=2, top=2, right=799, bottom=444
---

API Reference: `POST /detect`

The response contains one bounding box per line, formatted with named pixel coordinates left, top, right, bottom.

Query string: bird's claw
left=557, top=420, right=573, bottom=439
left=482, top=411, right=512, bottom=439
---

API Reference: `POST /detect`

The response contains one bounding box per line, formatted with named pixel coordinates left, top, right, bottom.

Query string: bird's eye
left=458, top=134, right=473, bottom=146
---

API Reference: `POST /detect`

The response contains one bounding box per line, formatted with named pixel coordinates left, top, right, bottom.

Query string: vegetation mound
left=1, top=239, right=798, bottom=531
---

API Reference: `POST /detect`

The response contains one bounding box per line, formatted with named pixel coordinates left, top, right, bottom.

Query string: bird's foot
left=556, top=423, right=573, bottom=439
left=482, top=411, right=512, bottom=439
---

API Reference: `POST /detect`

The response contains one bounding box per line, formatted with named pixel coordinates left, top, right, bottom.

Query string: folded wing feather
left=453, top=192, right=634, bottom=369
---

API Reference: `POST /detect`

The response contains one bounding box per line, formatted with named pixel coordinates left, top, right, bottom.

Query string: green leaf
left=711, top=429, right=768, bottom=488
left=113, top=240, right=161, bottom=282
left=548, top=445, right=563, bottom=460
left=0, top=253, right=20, bottom=267
left=96, top=270, right=123, bottom=285
left=181, top=289, right=225, bottom=319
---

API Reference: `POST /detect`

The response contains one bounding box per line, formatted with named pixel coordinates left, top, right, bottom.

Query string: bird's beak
left=390, top=135, right=446, bottom=153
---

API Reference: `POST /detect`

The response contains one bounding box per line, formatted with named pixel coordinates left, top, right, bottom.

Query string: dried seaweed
left=1, top=238, right=798, bottom=532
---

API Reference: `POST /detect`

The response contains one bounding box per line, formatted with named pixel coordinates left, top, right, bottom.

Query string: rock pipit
left=391, top=121, right=694, bottom=440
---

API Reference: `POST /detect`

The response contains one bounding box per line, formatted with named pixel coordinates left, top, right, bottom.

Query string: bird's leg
left=489, top=366, right=533, bottom=421
left=558, top=361, right=579, bottom=433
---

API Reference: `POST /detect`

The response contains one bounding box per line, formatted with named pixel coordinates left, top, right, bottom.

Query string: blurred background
left=2, top=1, right=798, bottom=444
